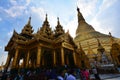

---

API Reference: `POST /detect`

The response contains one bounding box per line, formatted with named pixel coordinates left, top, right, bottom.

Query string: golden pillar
left=61, top=47, right=65, bottom=66
left=36, top=46, right=41, bottom=67
left=16, top=57, right=20, bottom=68
left=73, top=51, right=77, bottom=66
left=12, top=48, right=19, bottom=68
left=26, top=50, right=30, bottom=68
left=53, top=50, right=56, bottom=66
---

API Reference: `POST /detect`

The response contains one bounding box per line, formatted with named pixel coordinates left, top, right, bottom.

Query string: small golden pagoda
left=110, top=32, right=120, bottom=66
left=76, top=43, right=90, bottom=68
left=4, top=14, right=88, bottom=71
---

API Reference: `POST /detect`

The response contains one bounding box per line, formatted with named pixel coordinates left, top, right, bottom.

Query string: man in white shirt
left=92, top=67, right=101, bottom=80
left=66, top=69, right=76, bottom=80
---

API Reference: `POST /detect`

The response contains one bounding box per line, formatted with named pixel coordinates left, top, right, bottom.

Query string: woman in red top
left=81, top=68, right=90, bottom=80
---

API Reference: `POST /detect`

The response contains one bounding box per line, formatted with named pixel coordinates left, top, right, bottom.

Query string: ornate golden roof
left=5, top=15, right=77, bottom=51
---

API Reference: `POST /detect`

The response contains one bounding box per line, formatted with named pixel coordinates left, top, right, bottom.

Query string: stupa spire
left=77, top=7, right=85, bottom=23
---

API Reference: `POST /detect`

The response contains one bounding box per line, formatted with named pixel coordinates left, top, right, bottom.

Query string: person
left=1, top=72, right=7, bottom=80
left=64, top=69, right=68, bottom=80
left=82, top=69, right=90, bottom=80
left=66, top=69, right=76, bottom=80
left=14, top=72, right=24, bottom=80
left=92, top=67, right=101, bottom=80
left=80, top=69, right=86, bottom=80
left=56, top=69, right=64, bottom=80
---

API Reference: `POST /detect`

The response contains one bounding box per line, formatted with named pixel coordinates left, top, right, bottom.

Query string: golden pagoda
left=74, top=7, right=120, bottom=66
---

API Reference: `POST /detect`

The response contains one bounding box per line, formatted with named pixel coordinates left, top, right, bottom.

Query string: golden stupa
left=74, top=7, right=120, bottom=63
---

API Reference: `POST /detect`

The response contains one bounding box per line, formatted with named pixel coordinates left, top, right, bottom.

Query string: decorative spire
left=57, top=17, right=60, bottom=25
left=87, top=42, right=94, bottom=55
left=54, top=17, right=64, bottom=37
left=77, top=7, right=85, bottom=23
left=45, top=14, right=48, bottom=21
left=21, top=17, right=34, bottom=39
left=38, top=14, right=54, bottom=39
left=27, top=16, right=31, bottom=25
left=97, top=38, right=105, bottom=53
left=42, top=13, right=49, bottom=27
left=109, top=32, right=115, bottom=44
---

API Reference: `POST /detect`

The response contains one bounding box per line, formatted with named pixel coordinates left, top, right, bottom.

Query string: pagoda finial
left=28, top=16, right=31, bottom=25
left=45, top=13, right=48, bottom=21
left=57, top=17, right=60, bottom=25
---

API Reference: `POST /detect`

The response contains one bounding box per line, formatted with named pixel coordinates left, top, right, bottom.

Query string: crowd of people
left=1, top=67, right=101, bottom=80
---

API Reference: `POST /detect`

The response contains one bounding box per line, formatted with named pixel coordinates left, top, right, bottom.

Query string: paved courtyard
left=105, top=77, right=120, bottom=80
left=90, top=73, right=120, bottom=80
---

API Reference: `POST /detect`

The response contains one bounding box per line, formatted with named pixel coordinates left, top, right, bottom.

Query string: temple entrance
left=42, top=49, right=53, bottom=68
left=64, top=49, right=75, bottom=67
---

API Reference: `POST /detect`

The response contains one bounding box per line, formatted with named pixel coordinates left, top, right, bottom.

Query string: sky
left=0, top=0, right=120, bottom=65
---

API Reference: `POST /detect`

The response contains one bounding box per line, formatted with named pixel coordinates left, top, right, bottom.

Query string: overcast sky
left=0, top=0, right=120, bottom=65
